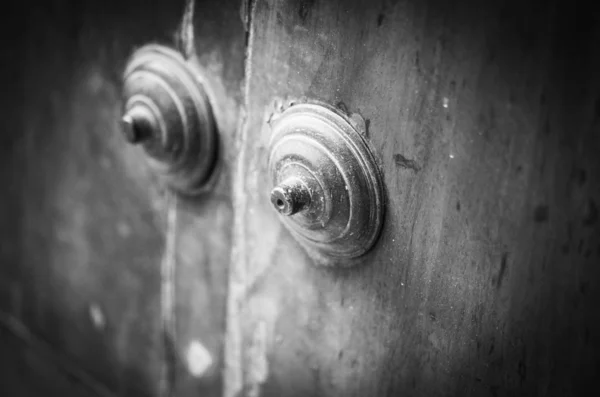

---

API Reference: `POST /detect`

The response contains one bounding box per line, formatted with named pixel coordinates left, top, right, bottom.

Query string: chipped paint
left=89, top=303, right=106, bottom=330
left=186, top=340, right=213, bottom=377
left=178, top=0, right=196, bottom=59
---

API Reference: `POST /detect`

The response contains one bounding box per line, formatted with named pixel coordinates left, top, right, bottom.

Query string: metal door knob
left=268, top=102, right=385, bottom=264
left=121, top=45, right=217, bottom=195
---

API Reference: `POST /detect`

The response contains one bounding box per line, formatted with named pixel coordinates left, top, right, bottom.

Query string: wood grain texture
left=231, top=0, right=600, bottom=396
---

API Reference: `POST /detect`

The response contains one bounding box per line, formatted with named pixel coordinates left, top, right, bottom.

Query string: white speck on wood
left=186, top=340, right=213, bottom=377
left=89, top=303, right=106, bottom=330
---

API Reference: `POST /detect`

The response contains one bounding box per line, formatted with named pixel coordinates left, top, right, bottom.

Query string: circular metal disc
left=268, top=103, right=385, bottom=263
left=122, top=45, right=217, bottom=195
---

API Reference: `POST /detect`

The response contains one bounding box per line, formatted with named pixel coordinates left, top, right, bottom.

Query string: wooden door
left=1, top=1, right=599, bottom=397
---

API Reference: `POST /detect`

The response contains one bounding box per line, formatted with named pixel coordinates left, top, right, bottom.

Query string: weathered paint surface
left=229, top=0, right=600, bottom=396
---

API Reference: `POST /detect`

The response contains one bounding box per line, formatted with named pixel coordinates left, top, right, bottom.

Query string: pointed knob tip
left=270, top=177, right=311, bottom=216
left=121, top=108, right=155, bottom=144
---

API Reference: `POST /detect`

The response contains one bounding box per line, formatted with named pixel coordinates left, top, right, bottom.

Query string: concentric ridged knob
left=268, top=103, right=385, bottom=264
left=122, top=45, right=217, bottom=195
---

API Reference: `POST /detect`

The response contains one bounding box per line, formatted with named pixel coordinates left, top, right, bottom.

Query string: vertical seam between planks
left=224, top=1, right=257, bottom=396
left=159, top=4, right=196, bottom=395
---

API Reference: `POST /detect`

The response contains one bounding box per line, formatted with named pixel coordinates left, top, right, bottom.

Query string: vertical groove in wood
left=224, top=1, right=257, bottom=395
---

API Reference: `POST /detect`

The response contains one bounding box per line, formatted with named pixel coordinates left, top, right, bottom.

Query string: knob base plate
left=268, top=102, right=385, bottom=264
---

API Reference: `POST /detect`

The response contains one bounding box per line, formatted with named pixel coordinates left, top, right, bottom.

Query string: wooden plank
left=1, top=1, right=200, bottom=396
left=0, top=0, right=246, bottom=395
left=230, top=0, right=600, bottom=396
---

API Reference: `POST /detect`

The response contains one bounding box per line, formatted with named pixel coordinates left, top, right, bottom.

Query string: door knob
left=268, top=102, right=385, bottom=264
left=121, top=45, right=217, bottom=195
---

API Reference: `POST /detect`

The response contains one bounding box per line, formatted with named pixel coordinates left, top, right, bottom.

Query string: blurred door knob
left=122, top=45, right=217, bottom=195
